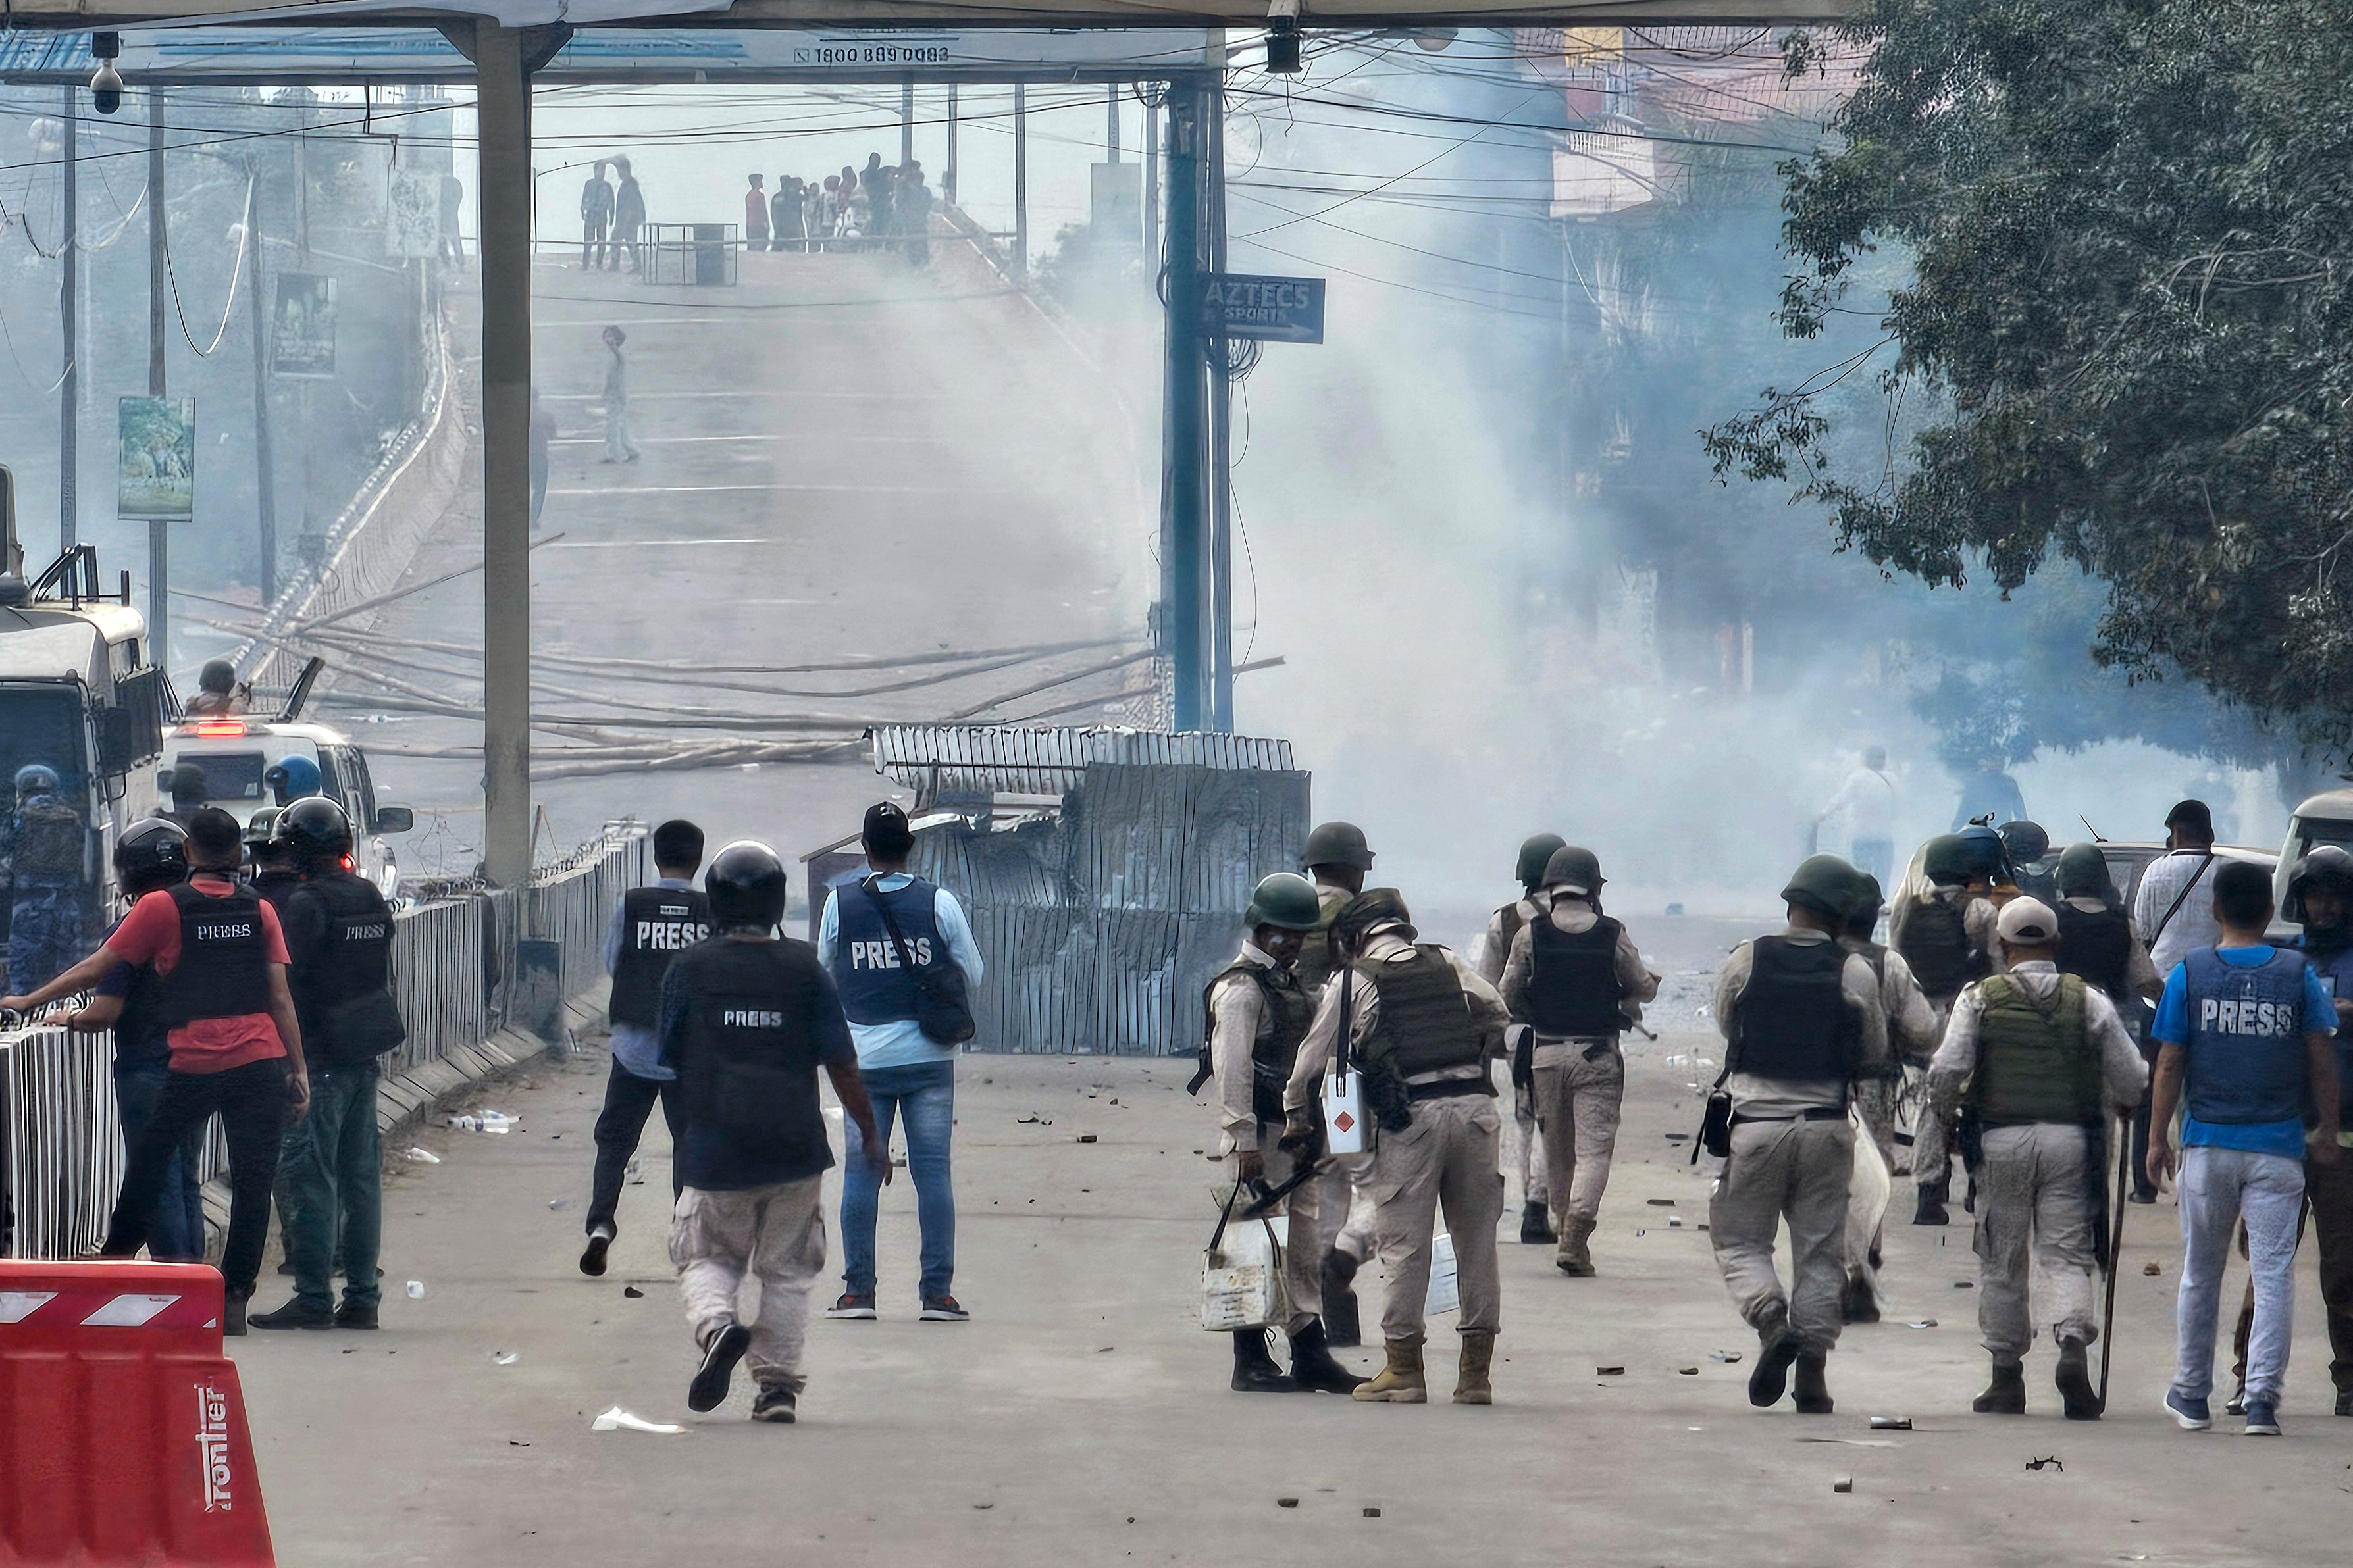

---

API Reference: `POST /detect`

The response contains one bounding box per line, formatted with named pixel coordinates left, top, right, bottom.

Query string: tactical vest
left=1528, top=915, right=1626, bottom=1038
left=159, top=882, right=271, bottom=1026
left=671, top=939, right=829, bottom=1142
left=1733, top=935, right=1857, bottom=1082
left=1295, top=887, right=1351, bottom=991
left=1493, top=898, right=1534, bottom=969
left=251, top=869, right=304, bottom=913
left=1357, top=946, right=1487, bottom=1084
left=2300, top=936, right=2353, bottom=1120
left=1202, top=958, right=1317, bottom=1123
left=12, top=797, right=82, bottom=883
left=1899, top=893, right=1984, bottom=998
left=610, top=885, right=713, bottom=1028
left=1970, top=974, right=2102, bottom=1125
left=2183, top=947, right=2313, bottom=1127
left=830, top=876, right=950, bottom=1028
left=285, top=871, right=400, bottom=1062
left=2056, top=902, right=2133, bottom=1001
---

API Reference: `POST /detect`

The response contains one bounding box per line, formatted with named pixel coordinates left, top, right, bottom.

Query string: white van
left=161, top=718, right=414, bottom=898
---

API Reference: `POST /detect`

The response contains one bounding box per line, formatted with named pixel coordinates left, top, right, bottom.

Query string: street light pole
left=147, top=87, right=170, bottom=672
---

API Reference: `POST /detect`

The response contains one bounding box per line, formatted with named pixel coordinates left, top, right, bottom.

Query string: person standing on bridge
left=819, top=802, right=985, bottom=1323
left=600, top=326, right=641, bottom=465
left=744, top=173, right=771, bottom=254
left=862, top=155, right=894, bottom=251
left=659, top=841, right=885, bottom=1424
left=3, top=807, right=311, bottom=1336
left=582, top=819, right=708, bottom=1278
left=580, top=161, right=613, bottom=270
left=611, top=156, right=645, bottom=274
left=898, top=161, right=932, bottom=268
left=771, top=174, right=802, bottom=255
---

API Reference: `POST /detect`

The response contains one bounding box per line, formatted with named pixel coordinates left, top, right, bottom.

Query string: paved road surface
left=340, top=245, right=1156, bottom=876
left=236, top=1011, right=2351, bottom=1565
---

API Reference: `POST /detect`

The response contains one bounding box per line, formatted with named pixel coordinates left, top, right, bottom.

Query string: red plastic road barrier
left=0, top=1259, right=274, bottom=1567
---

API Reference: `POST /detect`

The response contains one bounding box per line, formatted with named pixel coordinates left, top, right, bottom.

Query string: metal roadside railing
left=0, top=826, right=645, bottom=1261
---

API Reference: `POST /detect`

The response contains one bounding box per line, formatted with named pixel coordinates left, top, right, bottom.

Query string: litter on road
left=593, top=1407, right=687, bottom=1436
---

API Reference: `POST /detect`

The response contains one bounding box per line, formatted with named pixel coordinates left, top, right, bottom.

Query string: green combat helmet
left=1245, top=871, right=1324, bottom=932
left=1515, top=834, right=1568, bottom=888
left=1782, top=853, right=1861, bottom=922
left=1542, top=845, right=1604, bottom=896
left=1921, top=834, right=1975, bottom=886
left=2054, top=842, right=2118, bottom=905
left=1301, top=821, right=1375, bottom=873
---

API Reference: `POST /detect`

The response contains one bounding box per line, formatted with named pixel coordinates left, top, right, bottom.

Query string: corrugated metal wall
left=908, top=762, right=1310, bottom=1055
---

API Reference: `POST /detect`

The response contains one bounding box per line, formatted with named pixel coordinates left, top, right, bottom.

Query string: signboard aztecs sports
left=1201, top=274, right=1326, bottom=344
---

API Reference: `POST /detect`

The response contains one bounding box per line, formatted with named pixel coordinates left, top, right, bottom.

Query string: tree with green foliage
left=1705, top=0, right=2353, bottom=762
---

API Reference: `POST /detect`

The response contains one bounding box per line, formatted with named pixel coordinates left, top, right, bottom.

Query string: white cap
left=1996, top=896, right=2059, bottom=945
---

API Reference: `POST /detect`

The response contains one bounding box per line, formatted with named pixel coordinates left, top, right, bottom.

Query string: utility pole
left=1107, top=84, right=1120, bottom=162
left=1012, top=84, right=1028, bottom=275
left=247, top=162, right=277, bottom=603
left=1143, top=97, right=1158, bottom=265
left=147, top=88, right=170, bottom=671
left=944, top=84, right=958, bottom=205
left=1205, top=82, right=1232, bottom=734
left=475, top=20, right=539, bottom=892
left=900, top=76, right=914, bottom=168
left=1160, top=82, right=1208, bottom=731
left=59, top=88, right=78, bottom=555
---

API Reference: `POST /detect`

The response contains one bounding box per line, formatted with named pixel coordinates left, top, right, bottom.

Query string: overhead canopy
left=0, top=0, right=1849, bottom=32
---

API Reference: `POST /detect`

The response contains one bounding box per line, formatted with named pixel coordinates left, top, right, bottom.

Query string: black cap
left=2165, top=799, right=2215, bottom=838
left=862, top=801, right=914, bottom=858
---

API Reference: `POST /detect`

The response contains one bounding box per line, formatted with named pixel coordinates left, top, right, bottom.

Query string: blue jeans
left=282, top=1062, right=382, bottom=1311
left=113, top=1059, right=205, bottom=1263
left=840, top=1060, right=955, bottom=1300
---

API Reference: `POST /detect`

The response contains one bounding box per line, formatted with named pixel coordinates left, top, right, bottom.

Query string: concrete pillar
left=1013, top=84, right=1028, bottom=275
left=147, top=88, right=169, bottom=672
left=1160, top=83, right=1206, bottom=732
left=477, top=21, right=534, bottom=891
left=59, top=87, right=78, bottom=555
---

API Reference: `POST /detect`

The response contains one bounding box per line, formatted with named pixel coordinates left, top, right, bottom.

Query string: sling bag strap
left=860, top=874, right=926, bottom=973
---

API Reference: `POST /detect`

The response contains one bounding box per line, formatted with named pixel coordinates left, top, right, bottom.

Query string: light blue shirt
left=602, top=876, right=696, bottom=1081
left=817, top=873, right=985, bottom=1070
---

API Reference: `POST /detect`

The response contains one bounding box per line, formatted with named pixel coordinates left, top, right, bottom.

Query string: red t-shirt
left=105, top=876, right=291, bottom=1074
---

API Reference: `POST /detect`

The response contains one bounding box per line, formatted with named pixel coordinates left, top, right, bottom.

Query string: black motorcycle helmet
left=114, top=817, right=190, bottom=897
left=275, top=796, right=353, bottom=865
left=706, top=840, right=788, bottom=931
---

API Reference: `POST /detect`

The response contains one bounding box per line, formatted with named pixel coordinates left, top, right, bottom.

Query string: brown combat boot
left=1555, top=1216, right=1597, bottom=1277
left=1352, top=1336, right=1428, bottom=1403
left=1454, top=1332, right=1495, bottom=1405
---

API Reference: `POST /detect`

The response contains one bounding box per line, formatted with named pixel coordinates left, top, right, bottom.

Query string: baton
left=1237, top=1157, right=1332, bottom=1222
left=2096, top=1113, right=2130, bottom=1415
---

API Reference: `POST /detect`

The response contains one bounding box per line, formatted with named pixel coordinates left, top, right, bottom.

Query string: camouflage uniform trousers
left=6, top=884, right=84, bottom=995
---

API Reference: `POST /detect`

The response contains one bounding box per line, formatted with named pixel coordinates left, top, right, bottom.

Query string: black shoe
left=1287, top=1320, right=1368, bottom=1395
left=2127, top=1188, right=2158, bottom=1205
left=1749, top=1327, right=1800, bottom=1407
left=1792, top=1350, right=1834, bottom=1415
left=2335, top=1388, right=2353, bottom=1418
left=1321, top=1251, right=1361, bottom=1348
left=223, top=1294, right=249, bottom=1337
left=751, top=1384, right=798, bottom=1423
left=2056, top=1338, right=2100, bottom=1420
left=1913, top=1186, right=1950, bottom=1227
left=1231, top=1328, right=1299, bottom=1394
left=1520, top=1201, right=1556, bottom=1245
left=1973, top=1357, right=2027, bottom=1415
left=580, top=1225, right=613, bottom=1278
left=688, top=1322, right=752, bottom=1413
left=249, top=1298, right=338, bottom=1331
left=334, top=1300, right=379, bottom=1331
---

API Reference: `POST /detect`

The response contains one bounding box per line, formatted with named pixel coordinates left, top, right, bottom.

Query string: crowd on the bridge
left=571, top=150, right=935, bottom=275
left=2, top=720, right=403, bottom=1338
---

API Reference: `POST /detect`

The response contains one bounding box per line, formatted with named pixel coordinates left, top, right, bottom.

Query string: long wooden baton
left=2096, top=1114, right=2131, bottom=1414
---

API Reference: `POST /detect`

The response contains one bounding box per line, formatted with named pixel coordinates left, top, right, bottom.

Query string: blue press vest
left=830, top=877, right=946, bottom=1027
left=2183, top=947, right=2312, bottom=1126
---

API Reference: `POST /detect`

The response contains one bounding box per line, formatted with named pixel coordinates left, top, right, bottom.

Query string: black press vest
left=160, top=882, right=272, bottom=1027
left=2056, top=902, right=2134, bottom=1002
left=1733, top=935, right=1857, bottom=1082
left=671, top=938, right=829, bottom=1142
left=285, top=872, right=397, bottom=1042
left=1528, top=915, right=1627, bottom=1037
left=611, top=886, right=714, bottom=1028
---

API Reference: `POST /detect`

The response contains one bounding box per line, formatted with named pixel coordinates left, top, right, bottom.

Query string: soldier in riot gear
left=1476, top=832, right=1564, bottom=1245
left=3, top=762, right=86, bottom=994
left=1201, top=871, right=1364, bottom=1394
left=1708, top=855, right=1888, bottom=1415
left=1296, top=820, right=1378, bottom=1344
left=184, top=658, right=249, bottom=717
left=253, top=798, right=403, bottom=1331
left=2052, top=842, right=2163, bottom=1202
left=1281, top=890, right=1510, bottom=1405
left=1839, top=870, right=1938, bottom=1179
left=659, top=841, right=885, bottom=1424
left=1499, top=846, right=1658, bottom=1277
left=1892, top=833, right=2003, bottom=1224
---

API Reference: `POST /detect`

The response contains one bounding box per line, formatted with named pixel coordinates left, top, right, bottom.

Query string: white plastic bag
left=1424, top=1231, right=1459, bottom=1318
left=1201, top=1189, right=1290, bottom=1332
